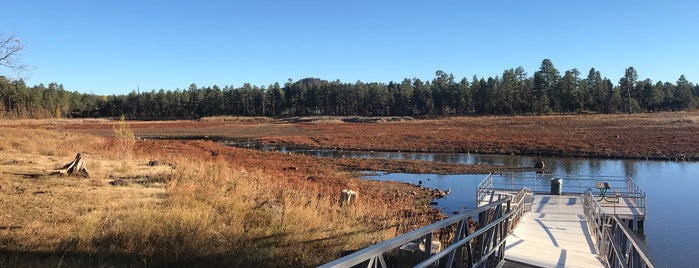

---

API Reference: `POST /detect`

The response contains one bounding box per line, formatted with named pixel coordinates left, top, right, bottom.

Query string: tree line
left=1, top=59, right=697, bottom=119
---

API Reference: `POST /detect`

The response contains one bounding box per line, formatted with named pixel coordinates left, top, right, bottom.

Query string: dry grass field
left=0, top=123, right=441, bottom=267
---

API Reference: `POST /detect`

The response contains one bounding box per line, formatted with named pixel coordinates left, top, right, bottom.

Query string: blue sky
left=2, top=0, right=697, bottom=95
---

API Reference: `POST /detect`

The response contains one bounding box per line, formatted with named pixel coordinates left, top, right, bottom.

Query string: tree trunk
left=51, top=153, right=89, bottom=177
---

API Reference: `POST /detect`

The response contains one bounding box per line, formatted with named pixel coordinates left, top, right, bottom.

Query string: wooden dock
left=504, top=194, right=605, bottom=267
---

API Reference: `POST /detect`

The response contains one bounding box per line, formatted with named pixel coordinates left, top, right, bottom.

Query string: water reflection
left=623, top=161, right=636, bottom=178
left=560, top=158, right=576, bottom=174
left=587, top=158, right=602, bottom=174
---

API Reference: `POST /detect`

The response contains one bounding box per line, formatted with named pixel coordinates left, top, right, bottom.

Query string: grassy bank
left=0, top=125, right=439, bottom=267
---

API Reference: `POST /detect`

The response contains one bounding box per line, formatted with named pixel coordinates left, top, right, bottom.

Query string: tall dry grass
left=0, top=127, right=104, bottom=158
left=1, top=123, right=418, bottom=267
left=112, top=116, right=136, bottom=172
left=47, top=156, right=397, bottom=267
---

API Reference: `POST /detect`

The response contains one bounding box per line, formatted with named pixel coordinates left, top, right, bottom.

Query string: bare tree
left=0, top=34, right=26, bottom=71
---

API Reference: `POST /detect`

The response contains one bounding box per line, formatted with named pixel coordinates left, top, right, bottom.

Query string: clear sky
left=2, top=0, right=697, bottom=95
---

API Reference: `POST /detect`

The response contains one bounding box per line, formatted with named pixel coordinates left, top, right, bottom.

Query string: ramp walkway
left=505, top=194, right=604, bottom=267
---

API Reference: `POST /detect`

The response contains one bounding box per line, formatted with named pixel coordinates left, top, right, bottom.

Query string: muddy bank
left=323, top=157, right=534, bottom=174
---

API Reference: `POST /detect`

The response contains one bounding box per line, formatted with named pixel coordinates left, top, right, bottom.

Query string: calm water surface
left=240, top=144, right=697, bottom=267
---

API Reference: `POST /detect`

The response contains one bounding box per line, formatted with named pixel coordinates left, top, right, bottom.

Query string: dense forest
left=1, top=59, right=697, bottom=119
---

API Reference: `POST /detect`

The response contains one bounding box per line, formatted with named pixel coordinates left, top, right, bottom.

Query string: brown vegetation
left=25, top=112, right=698, bottom=161
left=0, top=124, right=442, bottom=267
left=264, top=112, right=699, bottom=161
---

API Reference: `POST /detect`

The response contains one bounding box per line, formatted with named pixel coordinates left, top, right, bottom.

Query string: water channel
left=230, top=142, right=696, bottom=267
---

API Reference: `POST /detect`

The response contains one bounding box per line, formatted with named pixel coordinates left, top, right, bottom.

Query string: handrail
left=487, top=174, right=646, bottom=218
left=626, top=177, right=647, bottom=215
left=488, top=174, right=629, bottom=195
left=583, top=190, right=654, bottom=268
left=603, top=215, right=654, bottom=268
left=583, top=190, right=607, bottom=253
left=320, top=185, right=533, bottom=268
left=510, top=187, right=533, bottom=228
left=413, top=207, right=510, bottom=268
left=475, top=173, right=494, bottom=205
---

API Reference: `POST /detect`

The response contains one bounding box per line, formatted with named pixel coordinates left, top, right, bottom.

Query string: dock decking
left=596, top=195, right=645, bottom=217
left=504, top=194, right=605, bottom=267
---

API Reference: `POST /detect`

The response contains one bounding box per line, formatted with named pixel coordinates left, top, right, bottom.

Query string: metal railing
left=486, top=174, right=629, bottom=194
left=475, top=174, right=494, bottom=205
left=583, top=190, right=654, bottom=268
left=319, top=187, right=533, bottom=268
left=626, top=177, right=647, bottom=216
left=480, top=174, right=647, bottom=216
left=583, top=190, right=606, bottom=246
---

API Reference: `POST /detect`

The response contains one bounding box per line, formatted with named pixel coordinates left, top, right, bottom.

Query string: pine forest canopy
left=1, top=59, right=697, bottom=119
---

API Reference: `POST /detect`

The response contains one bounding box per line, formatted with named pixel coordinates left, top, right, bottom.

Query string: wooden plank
left=596, top=196, right=645, bottom=218
left=505, top=195, right=605, bottom=267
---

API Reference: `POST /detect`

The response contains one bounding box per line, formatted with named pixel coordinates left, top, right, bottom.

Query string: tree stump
left=51, top=153, right=89, bottom=177
left=534, top=160, right=545, bottom=170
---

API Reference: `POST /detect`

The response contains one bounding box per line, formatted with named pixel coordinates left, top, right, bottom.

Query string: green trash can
left=550, top=178, right=562, bottom=195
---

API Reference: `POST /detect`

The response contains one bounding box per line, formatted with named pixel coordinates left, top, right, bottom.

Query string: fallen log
left=51, top=153, right=89, bottom=177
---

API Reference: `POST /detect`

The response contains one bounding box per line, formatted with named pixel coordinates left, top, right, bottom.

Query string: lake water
left=237, top=144, right=697, bottom=267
